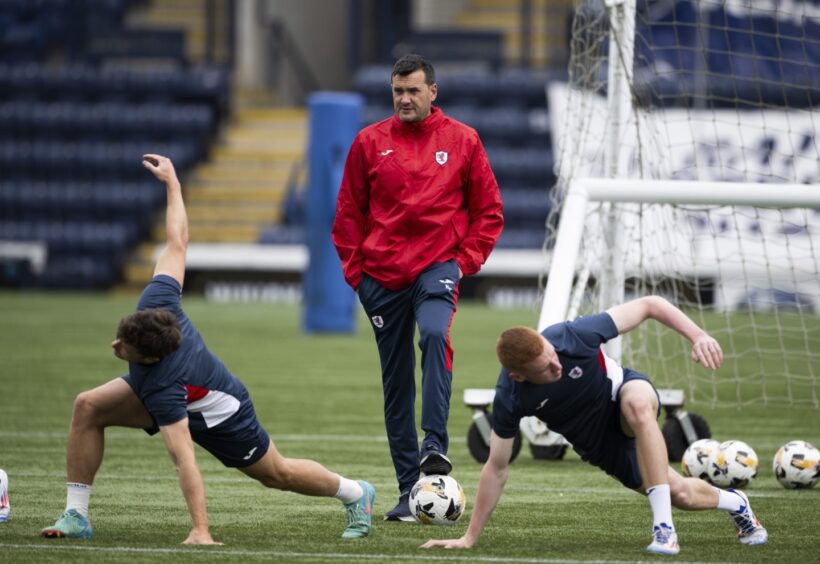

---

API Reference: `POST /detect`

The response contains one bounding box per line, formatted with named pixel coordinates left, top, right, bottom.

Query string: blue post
left=303, top=92, right=363, bottom=333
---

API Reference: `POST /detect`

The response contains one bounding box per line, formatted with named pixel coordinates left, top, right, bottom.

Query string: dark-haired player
left=422, top=296, right=767, bottom=555
left=41, top=155, right=375, bottom=543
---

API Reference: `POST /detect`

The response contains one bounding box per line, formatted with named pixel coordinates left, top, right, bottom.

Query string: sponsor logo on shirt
left=435, top=151, right=448, bottom=165
left=380, top=149, right=394, bottom=156
left=536, top=398, right=550, bottom=410
left=371, top=315, right=384, bottom=328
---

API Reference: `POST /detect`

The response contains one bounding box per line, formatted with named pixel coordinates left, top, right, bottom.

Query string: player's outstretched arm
left=420, top=432, right=513, bottom=550
left=159, top=418, right=222, bottom=545
left=142, top=154, right=188, bottom=287
left=606, top=296, right=723, bottom=369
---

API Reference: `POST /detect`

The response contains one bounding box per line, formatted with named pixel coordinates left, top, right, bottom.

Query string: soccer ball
left=772, top=440, right=820, bottom=489
left=681, top=438, right=720, bottom=482
left=409, top=475, right=466, bottom=525
left=709, top=440, right=759, bottom=488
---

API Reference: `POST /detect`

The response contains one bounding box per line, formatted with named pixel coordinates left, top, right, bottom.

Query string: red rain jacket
left=332, top=106, right=504, bottom=291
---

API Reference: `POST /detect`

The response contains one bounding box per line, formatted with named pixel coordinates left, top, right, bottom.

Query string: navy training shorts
left=593, top=368, right=661, bottom=490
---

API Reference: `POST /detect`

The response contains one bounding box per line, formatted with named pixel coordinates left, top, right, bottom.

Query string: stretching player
left=41, top=155, right=375, bottom=543
left=422, top=296, right=767, bottom=555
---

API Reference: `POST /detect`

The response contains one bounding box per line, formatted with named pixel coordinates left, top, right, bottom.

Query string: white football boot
left=646, top=522, right=680, bottom=556
left=0, top=469, right=9, bottom=523
left=727, top=489, right=768, bottom=545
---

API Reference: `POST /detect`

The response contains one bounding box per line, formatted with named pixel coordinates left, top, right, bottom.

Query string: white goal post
left=539, top=1, right=820, bottom=408
left=538, top=178, right=820, bottom=408
left=540, top=178, right=820, bottom=332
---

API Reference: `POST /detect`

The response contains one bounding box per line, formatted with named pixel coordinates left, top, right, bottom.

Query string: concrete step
left=193, top=165, right=290, bottom=183
left=469, top=0, right=559, bottom=7
left=135, top=9, right=205, bottom=30
left=123, top=262, right=155, bottom=286
left=152, top=222, right=261, bottom=243
left=210, top=145, right=303, bottom=162
left=185, top=186, right=285, bottom=203
left=185, top=203, right=281, bottom=223
left=234, top=107, right=306, bottom=122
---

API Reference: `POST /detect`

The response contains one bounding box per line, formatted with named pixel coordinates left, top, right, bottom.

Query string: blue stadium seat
left=495, top=227, right=547, bottom=249
left=259, top=225, right=307, bottom=245
left=41, top=255, right=119, bottom=289
left=497, top=68, right=557, bottom=108
left=499, top=188, right=552, bottom=228
left=361, top=105, right=392, bottom=126
left=485, top=146, right=555, bottom=185
left=441, top=104, right=479, bottom=129
left=435, top=68, right=497, bottom=106
left=0, top=2, right=227, bottom=290
left=353, top=65, right=392, bottom=104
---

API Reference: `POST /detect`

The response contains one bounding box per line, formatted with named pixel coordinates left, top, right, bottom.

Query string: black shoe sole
left=420, top=457, right=452, bottom=476
left=383, top=514, right=416, bottom=522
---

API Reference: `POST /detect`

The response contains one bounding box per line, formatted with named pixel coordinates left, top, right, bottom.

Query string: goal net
left=542, top=0, right=820, bottom=408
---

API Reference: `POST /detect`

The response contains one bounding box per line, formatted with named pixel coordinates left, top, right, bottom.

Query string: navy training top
left=492, top=313, right=626, bottom=464
left=124, top=275, right=255, bottom=434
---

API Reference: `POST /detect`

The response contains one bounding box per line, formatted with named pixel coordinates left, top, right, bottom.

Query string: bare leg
left=619, top=380, right=669, bottom=490
left=239, top=439, right=339, bottom=496
left=667, top=468, right=720, bottom=510
left=67, top=378, right=154, bottom=485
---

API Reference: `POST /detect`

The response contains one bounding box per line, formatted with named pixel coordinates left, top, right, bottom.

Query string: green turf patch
left=0, top=292, right=816, bottom=563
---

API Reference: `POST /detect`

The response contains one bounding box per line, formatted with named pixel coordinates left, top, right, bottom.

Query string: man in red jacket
left=332, top=54, right=504, bottom=521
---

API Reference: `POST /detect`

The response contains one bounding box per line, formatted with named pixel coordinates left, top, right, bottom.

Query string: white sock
left=333, top=475, right=364, bottom=504
left=646, top=484, right=674, bottom=530
left=715, top=487, right=744, bottom=512
left=66, top=482, right=92, bottom=518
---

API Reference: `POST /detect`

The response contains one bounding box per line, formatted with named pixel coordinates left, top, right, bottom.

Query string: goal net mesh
left=544, top=0, right=820, bottom=408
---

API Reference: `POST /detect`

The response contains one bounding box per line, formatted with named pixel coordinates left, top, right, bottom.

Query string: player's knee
left=621, top=395, right=656, bottom=426
left=72, top=391, right=102, bottom=423
left=260, top=459, right=295, bottom=490
left=418, top=325, right=448, bottom=347
left=670, top=483, right=693, bottom=508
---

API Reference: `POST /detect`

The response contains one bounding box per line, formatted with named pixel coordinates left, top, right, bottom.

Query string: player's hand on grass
left=142, top=154, right=179, bottom=186
left=690, top=333, right=723, bottom=370
left=419, top=536, right=475, bottom=549
left=182, top=527, right=223, bottom=545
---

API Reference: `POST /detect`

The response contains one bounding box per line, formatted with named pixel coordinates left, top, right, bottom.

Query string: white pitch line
left=0, top=544, right=737, bottom=564
left=0, top=431, right=466, bottom=444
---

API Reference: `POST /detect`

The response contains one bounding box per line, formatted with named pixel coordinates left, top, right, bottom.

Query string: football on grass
left=409, top=475, right=466, bottom=525
left=773, top=440, right=820, bottom=489
left=709, top=440, right=759, bottom=488
left=681, top=438, right=720, bottom=483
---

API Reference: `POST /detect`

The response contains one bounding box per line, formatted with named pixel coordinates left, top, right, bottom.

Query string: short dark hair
left=117, top=309, right=182, bottom=359
left=391, top=54, right=435, bottom=85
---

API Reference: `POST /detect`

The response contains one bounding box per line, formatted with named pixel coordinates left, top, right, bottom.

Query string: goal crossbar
left=539, top=178, right=820, bottom=331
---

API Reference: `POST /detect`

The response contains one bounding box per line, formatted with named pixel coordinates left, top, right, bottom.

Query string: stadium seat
left=259, top=225, right=307, bottom=246
left=353, top=65, right=393, bottom=104
left=0, top=1, right=228, bottom=289
left=485, top=146, right=555, bottom=185
left=435, top=68, right=497, bottom=106
left=495, top=227, right=548, bottom=250
left=499, top=188, right=552, bottom=228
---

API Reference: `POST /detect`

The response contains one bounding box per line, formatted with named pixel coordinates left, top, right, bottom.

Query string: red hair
left=496, top=326, right=544, bottom=373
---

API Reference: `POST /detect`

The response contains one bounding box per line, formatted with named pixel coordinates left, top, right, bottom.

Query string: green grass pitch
left=0, top=291, right=817, bottom=563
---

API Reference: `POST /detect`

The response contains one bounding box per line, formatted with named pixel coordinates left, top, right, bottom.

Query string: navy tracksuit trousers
left=357, top=259, right=460, bottom=495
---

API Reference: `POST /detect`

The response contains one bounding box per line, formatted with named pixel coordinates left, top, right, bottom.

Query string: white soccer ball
left=709, top=440, right=759, bottom=488
left=681, top=438, right=720, bottom=483
left=409, top=475, right=466, bottom=525
left=772, top=440, right=820, bottom=489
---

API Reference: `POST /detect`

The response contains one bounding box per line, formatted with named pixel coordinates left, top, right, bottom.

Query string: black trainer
left=384, top=492, right=414, bottom=522
left=419, top=450, right=452, bottom=476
